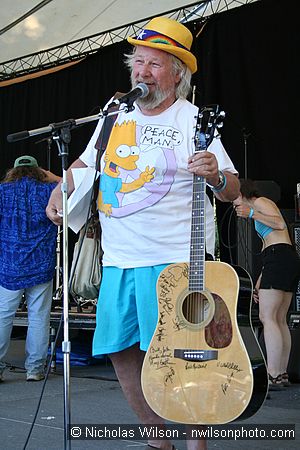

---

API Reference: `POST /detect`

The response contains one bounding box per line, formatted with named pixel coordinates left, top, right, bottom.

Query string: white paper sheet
left=67, top=167, right=99, bottom=233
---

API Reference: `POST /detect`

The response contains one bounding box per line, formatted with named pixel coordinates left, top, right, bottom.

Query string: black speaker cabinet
left=293, top=226, right=300, bottom=311
left=287, top=312, right=300, bottom=382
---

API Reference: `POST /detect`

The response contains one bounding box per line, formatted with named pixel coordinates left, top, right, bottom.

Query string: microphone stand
left=52, top=125, right=72, bottom=450
left=242, top=127, right=251, bottom=180
left=7, top=105, right=129, bottom=449
left=242, top=127, right=252, bottom=273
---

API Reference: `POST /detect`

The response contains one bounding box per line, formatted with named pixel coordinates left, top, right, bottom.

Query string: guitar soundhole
left=182, top=292, right=210, bottom=325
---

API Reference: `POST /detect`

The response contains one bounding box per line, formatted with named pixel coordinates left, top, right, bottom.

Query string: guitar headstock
left=194, top=104, right=225, bottom=152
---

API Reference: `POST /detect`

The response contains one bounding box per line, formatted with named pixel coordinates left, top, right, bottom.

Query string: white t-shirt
left=80, top=98, right=237, bottom=268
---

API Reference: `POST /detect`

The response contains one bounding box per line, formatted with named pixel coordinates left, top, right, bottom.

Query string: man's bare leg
left=109, top=343, right=173, bottom=450
left=185, top=425, right=207, bottom=450
left=110, top=344, right=208, bottom=450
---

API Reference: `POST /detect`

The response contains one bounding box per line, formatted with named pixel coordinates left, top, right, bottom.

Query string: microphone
left=108, top=83, right=149, bottom=108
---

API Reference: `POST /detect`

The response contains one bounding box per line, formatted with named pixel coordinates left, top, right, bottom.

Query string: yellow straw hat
left=127, top=17, right=197, bottom=74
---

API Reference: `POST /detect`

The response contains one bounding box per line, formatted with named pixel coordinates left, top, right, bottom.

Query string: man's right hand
left=46, top=187, right=63, bottom=225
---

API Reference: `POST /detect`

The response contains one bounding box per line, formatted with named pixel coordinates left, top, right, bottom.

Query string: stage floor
left=0, top=335, right=299, bottom=450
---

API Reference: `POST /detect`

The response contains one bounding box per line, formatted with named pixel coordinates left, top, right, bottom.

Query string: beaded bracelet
left=248, top=208, right=254, bottom=219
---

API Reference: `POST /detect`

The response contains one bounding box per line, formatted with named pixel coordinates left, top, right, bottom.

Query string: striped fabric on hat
left=135, top=29, right=188, bottom=50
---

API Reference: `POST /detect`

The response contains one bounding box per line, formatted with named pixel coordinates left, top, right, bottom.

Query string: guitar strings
left=189, top=172, right=206, bottom=326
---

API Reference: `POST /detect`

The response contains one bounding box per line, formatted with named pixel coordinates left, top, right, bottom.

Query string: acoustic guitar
left=141, top=105, right=268, bottom=424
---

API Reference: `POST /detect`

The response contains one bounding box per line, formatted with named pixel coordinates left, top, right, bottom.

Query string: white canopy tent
left=0, top=0, right=259, bottom=80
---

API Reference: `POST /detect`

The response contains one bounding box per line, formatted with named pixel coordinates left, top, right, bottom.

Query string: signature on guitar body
left=141, top=105, right=268, bottom=424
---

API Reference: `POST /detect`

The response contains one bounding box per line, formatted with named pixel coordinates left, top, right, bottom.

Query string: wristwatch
left=209, top=170, right=227, bottom=192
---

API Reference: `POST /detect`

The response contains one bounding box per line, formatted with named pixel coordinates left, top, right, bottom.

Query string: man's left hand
left=188, top=151, right=219, bottom=186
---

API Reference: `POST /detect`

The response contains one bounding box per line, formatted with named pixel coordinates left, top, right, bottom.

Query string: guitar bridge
left=174, top=349, right=218, bottom=362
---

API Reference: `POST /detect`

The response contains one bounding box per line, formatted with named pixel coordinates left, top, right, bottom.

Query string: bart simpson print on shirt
left=98, top=119, right=182, bottom=218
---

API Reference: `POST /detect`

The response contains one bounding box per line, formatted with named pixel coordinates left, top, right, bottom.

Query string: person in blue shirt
left=234, top=179, right=300, bottom=390
left=0, top=155, right=60, bottom=382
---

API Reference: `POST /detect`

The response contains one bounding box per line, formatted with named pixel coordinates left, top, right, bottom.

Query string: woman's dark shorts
left=260, top=243, right=300, bottom=292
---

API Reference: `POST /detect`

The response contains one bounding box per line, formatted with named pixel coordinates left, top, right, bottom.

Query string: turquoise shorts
left=92, top=265, right=168, bottom=357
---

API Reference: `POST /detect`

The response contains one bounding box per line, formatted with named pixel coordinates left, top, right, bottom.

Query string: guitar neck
left=189, top=172, right=206, bottom=291
left=188, top=104, right=223, bottom=291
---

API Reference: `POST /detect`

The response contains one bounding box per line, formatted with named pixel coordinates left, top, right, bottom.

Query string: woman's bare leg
left=259, top=288, right=284, bottom=377
left=277, top=291, right=293, bottom=373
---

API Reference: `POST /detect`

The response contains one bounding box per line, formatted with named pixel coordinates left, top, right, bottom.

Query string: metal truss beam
left=0, top=0, right=259, bottom=81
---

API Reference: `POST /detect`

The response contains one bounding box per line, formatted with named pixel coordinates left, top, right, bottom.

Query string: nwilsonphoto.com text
left=69, top=424, right=295, bottom=441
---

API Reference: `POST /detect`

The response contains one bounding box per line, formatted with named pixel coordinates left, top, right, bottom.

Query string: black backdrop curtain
left=0, top=0, right=299, bottom=263
left=191, top=0, right=299, bottom=262
left=193, top=0, right=299, bottom=209
left=0, top=40, right=132, bottom=176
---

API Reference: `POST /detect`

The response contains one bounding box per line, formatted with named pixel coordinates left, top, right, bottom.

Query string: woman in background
left=233, top=179, right=300, bottom=389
